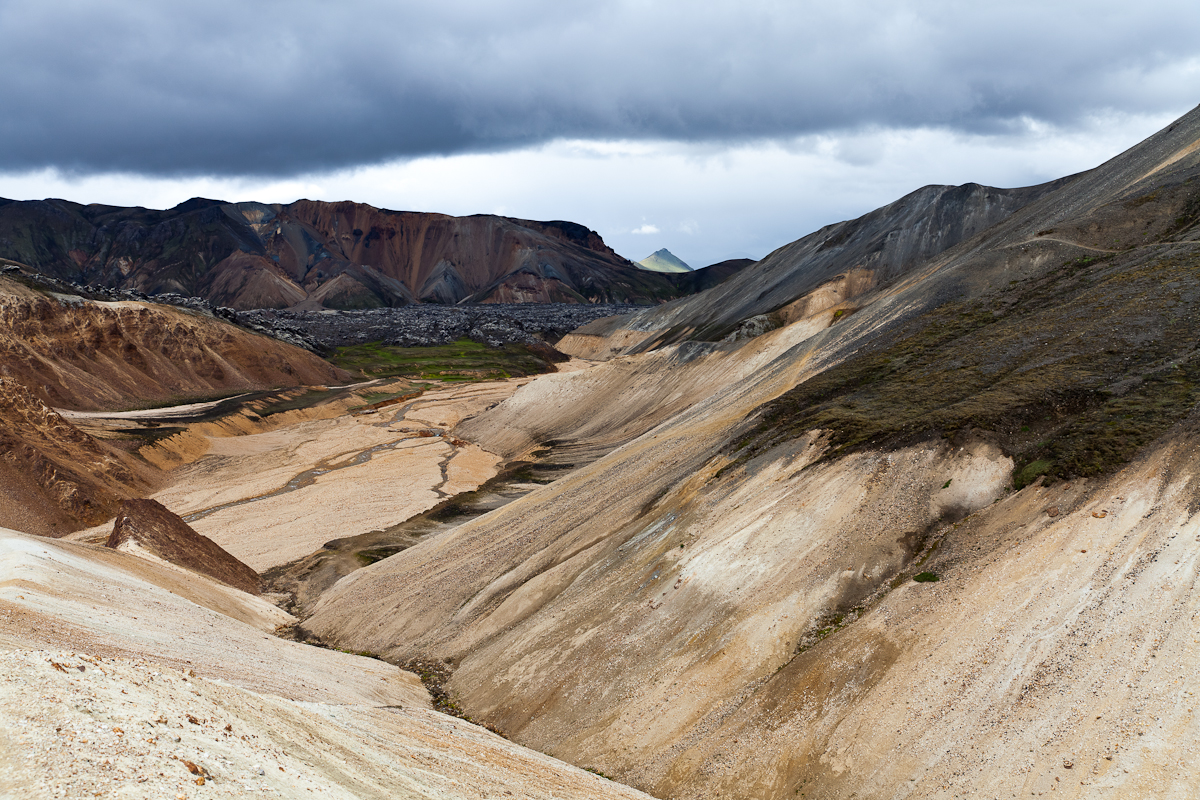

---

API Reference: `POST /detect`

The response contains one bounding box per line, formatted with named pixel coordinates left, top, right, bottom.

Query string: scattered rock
left=722, top=314, right=776, bottom=342
left=232, top=304, right=642, bottom=351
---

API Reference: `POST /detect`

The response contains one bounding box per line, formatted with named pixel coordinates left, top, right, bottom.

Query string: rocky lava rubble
left=1, top=266, right=641, bottom=351
left=233, top=303, right=644, bottom=350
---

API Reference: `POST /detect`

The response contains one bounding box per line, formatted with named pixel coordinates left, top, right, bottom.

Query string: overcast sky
left=0, top=1, right=1196, bottom=267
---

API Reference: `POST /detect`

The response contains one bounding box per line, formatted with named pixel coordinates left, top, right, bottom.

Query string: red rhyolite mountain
left=0, top=198, right=743, bottom=309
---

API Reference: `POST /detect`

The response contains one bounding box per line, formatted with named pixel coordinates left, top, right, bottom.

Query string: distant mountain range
left=0, top=199, right=751, bottom=309
left=637, top=248, right=691, bottom=273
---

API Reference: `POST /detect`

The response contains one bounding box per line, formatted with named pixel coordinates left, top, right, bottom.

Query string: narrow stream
left=262, top=457, right=574, bottom=615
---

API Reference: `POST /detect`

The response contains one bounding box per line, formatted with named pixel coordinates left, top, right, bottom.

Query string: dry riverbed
left=68, top=377, right=535, bottom=572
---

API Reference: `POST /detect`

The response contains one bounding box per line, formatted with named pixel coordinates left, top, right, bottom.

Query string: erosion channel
left=65, top=372, right=585, bottom=617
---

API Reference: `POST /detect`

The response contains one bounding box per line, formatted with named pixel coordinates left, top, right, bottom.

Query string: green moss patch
left=1013, top=459, right=1053, bottom=489
left=328, top=338, right=563, bottom=381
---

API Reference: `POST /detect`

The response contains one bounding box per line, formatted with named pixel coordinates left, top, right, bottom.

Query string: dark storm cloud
left=1, top=0, right=1196, bottom=176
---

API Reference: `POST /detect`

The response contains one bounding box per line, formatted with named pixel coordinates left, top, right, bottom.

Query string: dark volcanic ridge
left=0, top=197, right=750, bottom=310
left=1, top=264, right=636, bottom=352
left=236, top=303, right=645, bottom=351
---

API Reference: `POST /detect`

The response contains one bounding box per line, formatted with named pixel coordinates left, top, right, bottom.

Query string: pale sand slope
left=647, top=430, right=1200, bottom=800
left=0, top=528, right=423, bottom=705
left=140, top=379, right=525, bottom=571
left=0, top=530, right=654, bottom=800
left=458, top=305, right=836, bottom=461
left=311, top=405, right=1200, bottom=799
left=0, top=653, right=655, bottom=800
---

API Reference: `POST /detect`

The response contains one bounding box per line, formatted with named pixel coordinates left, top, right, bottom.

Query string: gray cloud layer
left=1, top=0, right=1197, bottom=177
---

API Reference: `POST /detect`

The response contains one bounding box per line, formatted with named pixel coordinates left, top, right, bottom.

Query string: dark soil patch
left=400, top=657, right=508, bottom=738
left=736, top=245, right=1200, bottom=486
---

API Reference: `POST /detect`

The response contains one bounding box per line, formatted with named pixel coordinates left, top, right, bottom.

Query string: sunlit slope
left=0, top=275, right=351, bottom=534
left=0, top=275, right=347, bottom=411
left=0, top=528, right=657, bottom=800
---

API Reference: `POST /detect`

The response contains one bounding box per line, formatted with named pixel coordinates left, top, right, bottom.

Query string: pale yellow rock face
left=649, top=438, right=1200, bottom=800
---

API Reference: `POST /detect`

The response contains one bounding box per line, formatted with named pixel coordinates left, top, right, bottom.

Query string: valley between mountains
left=2, top=105, right=1200, bottom=799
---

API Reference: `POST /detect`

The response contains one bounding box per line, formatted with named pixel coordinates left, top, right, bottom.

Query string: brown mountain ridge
left=0, top=198, right=747, bottom=310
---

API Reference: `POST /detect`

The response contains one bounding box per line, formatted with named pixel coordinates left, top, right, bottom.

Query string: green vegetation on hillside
left=739, top=246, right=1200, bottom=487
left=328, top=338, right=565, bottom=381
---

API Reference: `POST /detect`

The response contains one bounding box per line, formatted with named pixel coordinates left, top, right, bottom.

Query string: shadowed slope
left=107, top=499, right=260, bottom=595
left=0, top=377, right=150, bottom=533
left=560, top=178, right=1073, bottom=358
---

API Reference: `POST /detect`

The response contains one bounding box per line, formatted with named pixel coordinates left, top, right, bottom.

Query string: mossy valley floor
left=328, top=338, right=566, bottom=381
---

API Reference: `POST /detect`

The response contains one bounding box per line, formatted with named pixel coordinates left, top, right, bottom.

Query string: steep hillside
left=304, top=105, right=1200, bottom=799
left=0, top=377, right=151, bottom=534
left=107, top=498, right=262, bottom=594
left=559, top=177, right=1074, bottom=358
left=0, top=275, right=347, bottom=411
left=0, top=275, right=352, bottom=534
left=0, top=198, right=713, bottom=309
